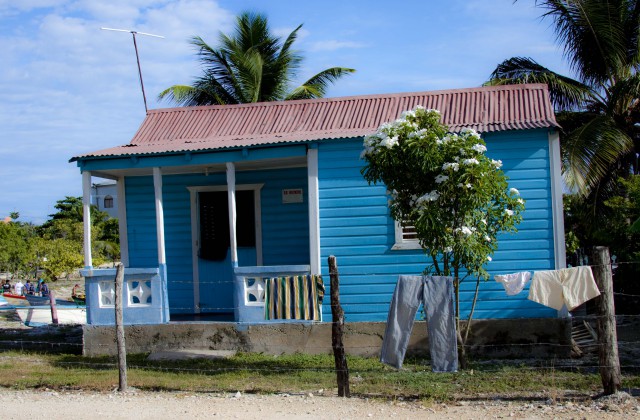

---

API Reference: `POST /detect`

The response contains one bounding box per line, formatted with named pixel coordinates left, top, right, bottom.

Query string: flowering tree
left=361, top=106, right=525, bottom=365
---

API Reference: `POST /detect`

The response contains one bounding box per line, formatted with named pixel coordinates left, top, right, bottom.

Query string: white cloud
left=308, top=40, right=366, bottom=52
left=0, top=0, right=580, bottom=224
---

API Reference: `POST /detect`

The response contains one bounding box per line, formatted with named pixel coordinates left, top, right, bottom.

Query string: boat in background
left=71, top=294, right=86, bottom=306
left=71, top=284, right=86, bottom=306
left=25, top=294, right=78, bottom=307
left=15, top=306, right=86, bottom=327
left=2, top=293, right=28, bottom=306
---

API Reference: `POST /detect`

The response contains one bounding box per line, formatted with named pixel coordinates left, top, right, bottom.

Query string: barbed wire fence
left=1, top=251, right=639, bottom=396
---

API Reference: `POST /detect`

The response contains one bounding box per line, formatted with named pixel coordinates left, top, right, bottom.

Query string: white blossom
left=471, top=144, right=487, bottom=153
left=380, top=136, right=399, bottom=148
left=509, top=188, right=520, bottom=195
left=419, top=106, right=438, bottom=114
left=456, top=226, right=474, bottom=236
left=416, top=190, right=440, bottom=204
left=435, top=174, right=449, bottom=184
left=487, top=256, right=492, bottom=262
left=505, top=209, right=514, bottom=216
left=484, top=235, right=491, bottom=242
left=363, top=134, right=378, bottom=147
left=444, top=246, right=452, bottom=253
left=517, top=198, right=524, bottom=205
left=408, top=128, right=427, bottom=139
left=461, top=127, right=481, bottom=139
left=442, top=162, right=460, bottom=171
left=491, top=159, right=503, bottom=169
left=463, top=158, right=479, bottom=165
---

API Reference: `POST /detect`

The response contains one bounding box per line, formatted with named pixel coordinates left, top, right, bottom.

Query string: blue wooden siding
left=124, top=167, right=310, bottom=314
left=317, top=130, right=557, bottom=322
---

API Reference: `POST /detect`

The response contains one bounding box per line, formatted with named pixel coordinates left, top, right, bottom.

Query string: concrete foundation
left=82, top=318, right=571, bottom=359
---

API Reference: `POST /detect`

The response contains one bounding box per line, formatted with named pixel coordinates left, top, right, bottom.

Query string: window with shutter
left=392, top=220, right=422, bottom=250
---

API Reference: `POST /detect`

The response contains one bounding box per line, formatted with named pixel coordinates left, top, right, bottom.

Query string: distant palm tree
left=159, top=12, right=355, bottom=105
left=486, top=0, right=639, bottom=207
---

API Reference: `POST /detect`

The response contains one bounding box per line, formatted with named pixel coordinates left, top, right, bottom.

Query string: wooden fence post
left=114, top=263, right=128, bottom=392
left=590, top=246, right=621, bottom=395
left=328, top=256, right=350, bottom=397
left=49, top=290, right=58, bottom=325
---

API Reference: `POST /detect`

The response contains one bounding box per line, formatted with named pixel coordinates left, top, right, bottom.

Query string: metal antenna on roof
left=101, top=28, right=164, bottom=114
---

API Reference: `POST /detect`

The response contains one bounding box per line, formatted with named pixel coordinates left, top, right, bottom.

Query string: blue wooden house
left=71, top=83, right=564, bottom=326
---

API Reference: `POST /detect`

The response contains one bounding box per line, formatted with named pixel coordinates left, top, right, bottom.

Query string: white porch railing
left=233, top=265, right=312, bottom=323
left=81, top=267, right=169, bottom=325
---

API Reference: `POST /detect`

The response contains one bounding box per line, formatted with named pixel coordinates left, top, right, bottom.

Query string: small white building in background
left=91, top=180, right=117, bottom=218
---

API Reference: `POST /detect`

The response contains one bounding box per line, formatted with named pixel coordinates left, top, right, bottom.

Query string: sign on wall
left=282, top=188, right=303, bottom=204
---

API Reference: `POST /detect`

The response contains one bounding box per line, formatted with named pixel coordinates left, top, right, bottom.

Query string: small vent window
left=392, top=220, right=422, bottom=250
left=104, top=195, right=114, bottom=208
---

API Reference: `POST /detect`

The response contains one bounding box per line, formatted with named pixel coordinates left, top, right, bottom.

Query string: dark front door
left=197, top=190, right=257, bottom=314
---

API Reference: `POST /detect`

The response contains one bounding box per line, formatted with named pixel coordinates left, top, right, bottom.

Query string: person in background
left=24, top=280, right=35, bottom=295
left=36, top=278, right=44, bottom=295
left=14, top=279, right=24, bottom=296
left=2, top=280, right=11, bottom=294
left=40, top=280, right=49, bottom=298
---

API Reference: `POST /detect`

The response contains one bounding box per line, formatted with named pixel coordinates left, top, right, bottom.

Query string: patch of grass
left=0, top=350, right=634, bottom=401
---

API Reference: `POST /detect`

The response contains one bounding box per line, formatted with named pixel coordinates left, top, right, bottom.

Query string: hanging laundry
left=494, top=271, right=532, bottom=296
left=528, top=266, right=600, bottom=311
left=380, top=275, right=458, bottom=373
left=264, top=275, right=324, bottom=321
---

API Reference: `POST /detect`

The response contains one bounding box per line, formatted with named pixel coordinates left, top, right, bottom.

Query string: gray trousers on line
left=380, top=275, right=458, bottom=372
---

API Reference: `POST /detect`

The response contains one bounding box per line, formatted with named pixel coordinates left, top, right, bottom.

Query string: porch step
left=147, top=349, right=237, bottom=361
left=571, top=319, right=598, bottom=357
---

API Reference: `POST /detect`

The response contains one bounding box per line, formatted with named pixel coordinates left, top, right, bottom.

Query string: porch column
left=153, top=167, right=170, bottom=322
left=549, top=131, right=568, bottom=319
left=116, top=176, right=129, bottom=267
left=226, top=162, right=238, bottom=267
left=307, top=146, right=321, bottom=274
left=152, top=167, right=166, bottom=267
left=549, top=130, right=566, bottom=270
left=82, top=171, right=93, bottom=269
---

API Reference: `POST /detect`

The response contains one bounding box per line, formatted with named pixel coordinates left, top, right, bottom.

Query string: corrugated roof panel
left=72, top=84, right=558, bottom=160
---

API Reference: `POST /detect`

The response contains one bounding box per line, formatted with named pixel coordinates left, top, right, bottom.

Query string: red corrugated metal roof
left=72, top=83, right=558, bottom=160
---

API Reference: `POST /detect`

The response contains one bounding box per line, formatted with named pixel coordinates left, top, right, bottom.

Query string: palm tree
left=486, top=0, right=639, bottom=208
left=159, top=12, right=355, bottom=105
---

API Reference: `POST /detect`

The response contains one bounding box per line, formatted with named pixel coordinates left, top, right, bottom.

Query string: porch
left=79, top=147, right=322, bottom=325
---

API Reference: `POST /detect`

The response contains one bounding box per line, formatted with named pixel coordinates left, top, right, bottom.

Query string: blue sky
left=0, top=0, right=572, bottom=224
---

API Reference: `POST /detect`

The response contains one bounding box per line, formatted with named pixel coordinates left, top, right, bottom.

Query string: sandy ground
left=2, top=275, right=639, bottom=418
left=0, top=388, right=638, bottom=419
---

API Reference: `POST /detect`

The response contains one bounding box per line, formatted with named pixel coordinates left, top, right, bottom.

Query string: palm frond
left=561, top=114, right=635, bottom=193
left=535, top=0, right=633, bottom=84
left=286, top=67, right=355, bottom=100
left=486, top=56, right=593, bottom=110
left=159, top=12, right=354, bottom=105
left=157, top=85, right=201, bottom=106
left=606, top=72, right=640, bottom=116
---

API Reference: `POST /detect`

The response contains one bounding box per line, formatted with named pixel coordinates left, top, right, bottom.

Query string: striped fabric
left=264, top=275, right=325, bottom=321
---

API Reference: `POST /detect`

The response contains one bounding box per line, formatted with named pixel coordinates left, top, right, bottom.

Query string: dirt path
left=0, top=388, right=637, bottom=419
